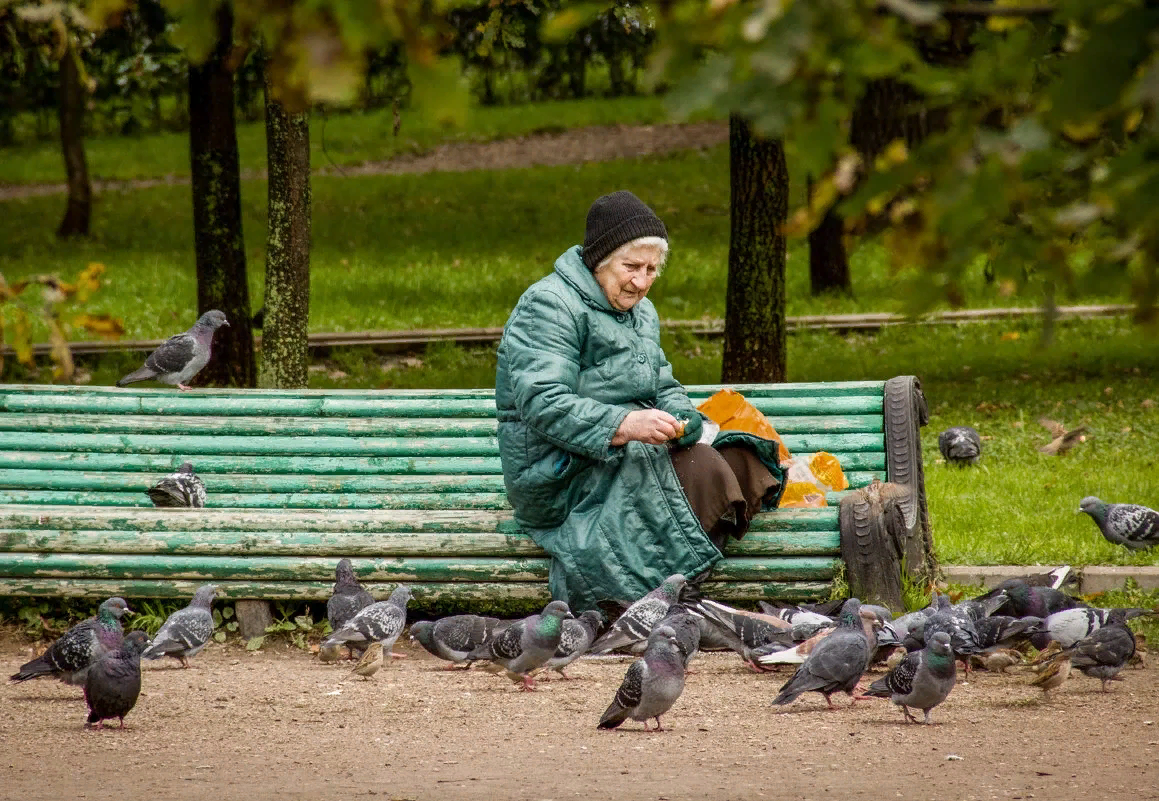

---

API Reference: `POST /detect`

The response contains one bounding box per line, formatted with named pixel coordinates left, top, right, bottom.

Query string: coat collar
left=554, top=245, right=620, bottom=314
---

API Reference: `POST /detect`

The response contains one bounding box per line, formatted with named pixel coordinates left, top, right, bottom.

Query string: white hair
left=594, top=236, right=670, bottom=274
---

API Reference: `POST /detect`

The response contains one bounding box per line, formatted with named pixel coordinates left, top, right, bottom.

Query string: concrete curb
left=942, top=565, right=1159, bottom=595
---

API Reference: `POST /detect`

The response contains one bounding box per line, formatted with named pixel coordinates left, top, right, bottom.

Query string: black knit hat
left=581, top=190, right=668, bottom=270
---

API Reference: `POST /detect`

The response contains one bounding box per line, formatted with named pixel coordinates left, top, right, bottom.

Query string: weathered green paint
left=0, top=470, right=508, bottom=493
left=0, top=491, right=516, bottom=510
left=0, top=452, right=507, bottom=475
left=0, top=527, right=838, bottom=557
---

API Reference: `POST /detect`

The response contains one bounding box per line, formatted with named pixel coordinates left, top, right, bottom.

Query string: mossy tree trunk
left=258, top=70, right=311, bottom=390
left=188, top=4, right=255, bottom=388
left=722, top=114, right=788, bottom=384
left=56, top=43, right=90, bottom=239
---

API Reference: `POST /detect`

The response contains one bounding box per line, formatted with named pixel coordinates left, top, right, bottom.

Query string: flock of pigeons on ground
left=6, top=562, right=1154, bottom=731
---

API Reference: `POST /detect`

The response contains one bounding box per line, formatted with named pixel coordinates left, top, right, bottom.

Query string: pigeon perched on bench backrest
left=466, top=600, right=573, bottom=691
left=141, top=584, right=218, bottom=668
left=411, top=614, right=506, bottom=669
left=589, top=574, right=687, bottom=654
left=9, top=597, right=132, bottom=686
left=84, top=630, right=150, bottom=729
left=322, top=585, right=413, bottom=655
left=865, top=630, right=957, bottom=724
left=597, top=625, right=686, bottom=732
left=146, top=462, right=207, bottom=508
left=938, top=426, right=982, bottom=466
left=116, top=310, right=229, bottom=391
left=1078, top=497, right=1159, bottom=551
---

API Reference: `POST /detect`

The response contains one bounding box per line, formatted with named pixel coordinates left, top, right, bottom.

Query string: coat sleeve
left=502, top=289, right=630, bottom=461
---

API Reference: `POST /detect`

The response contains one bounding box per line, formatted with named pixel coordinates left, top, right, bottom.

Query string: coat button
left=616, top=314, right=627, bottom=323
left=636, top=353, right=647, bottom=363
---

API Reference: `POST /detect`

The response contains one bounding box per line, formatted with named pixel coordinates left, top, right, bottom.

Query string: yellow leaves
left=75, top=262, right=105, bottom=300
left=875, top=139, right=909, bottom=171
left=986, top=0, right=1046, bottom=32
left=783, top=153, right=861, bottom=237
left=1061, top=119, right=1101, bottom=143
left=1001, top=331, right=1021, bottom=341
left=1124, top=108, right=1144, bottom=134
left=72, top=314, right=125, bottom=338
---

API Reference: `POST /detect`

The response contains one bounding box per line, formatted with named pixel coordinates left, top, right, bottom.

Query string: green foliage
left=126, top=598, right=179, bottom=634
left=255, top=601, right=328, bottom=650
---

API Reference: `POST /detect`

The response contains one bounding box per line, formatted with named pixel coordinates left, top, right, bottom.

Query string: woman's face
left=594, top=244, right=665, bottom=312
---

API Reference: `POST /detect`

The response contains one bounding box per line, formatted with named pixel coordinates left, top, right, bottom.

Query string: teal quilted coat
left=495, top=246, right=781, bottom=611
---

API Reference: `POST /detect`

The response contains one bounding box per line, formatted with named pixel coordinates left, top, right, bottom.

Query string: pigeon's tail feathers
left=597, top=700, right=630, bottom=729
left=146, top=483, right=187, bottom=508
left=8, top=655, right=56, bottom=683
left=772, top=668, right=823, bottom=705
left=863, top=675, right=894, bottom=698
left=116, top=366, right=157, bottom=387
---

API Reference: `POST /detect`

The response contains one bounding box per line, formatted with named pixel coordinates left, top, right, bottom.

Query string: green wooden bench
left=0, top=377, right=929, bottom=610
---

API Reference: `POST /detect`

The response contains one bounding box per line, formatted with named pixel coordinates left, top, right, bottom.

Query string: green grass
left=0, top=146, right=1134, bottom=344
left=0, top=95, right=677, bottom=185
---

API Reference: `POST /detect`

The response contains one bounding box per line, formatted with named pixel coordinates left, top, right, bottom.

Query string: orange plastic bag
left=778, top=482, right=827, bottom=508
left=808, top=451, right=848, bottom=492
left=696, top=389, right=791, bottom=464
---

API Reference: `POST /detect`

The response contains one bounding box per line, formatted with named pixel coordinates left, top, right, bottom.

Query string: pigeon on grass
left=410, top=615, right=506, bottom=670
left=865, top=631, right=957, bottom=724
left=1078, top=497, right=1159, bottom=551
left=597, top=625, right=686, bottom=732
left=84, top=630, right=150, bottom=729
left=321, top=585, right=413, bottom=658
left=589, top=574, right=687, bottom=654
left=116, top=310, right=229, bottom=391
left=541, top=610, right=604, bottom=679
left=938, top=426, right=982, bottom=466
left=467, top=600, right=573, bottom=691
left=141, top=584, right=217, bottom=668
left=771, top=599, right=871, bottom=710
left=146, top=462, right=207, bottom=508
left=10, top=597, right=132, bottom=686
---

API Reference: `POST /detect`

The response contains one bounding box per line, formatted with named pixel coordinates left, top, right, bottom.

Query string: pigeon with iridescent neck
left=84, top=631, right=150, bottom=729
left=865, top=631, right=957, bottom=724
left=116, top=310, right=229, bottom=391
left=410, top=615, right=506, bottom=669
left=541, top=610, right=603, bottom=679
left=598, top=625, right=686, bottom=732
left=1078, top=496, right=1159, bottom=551
left=9, top=597, right=132, bottom=686
left=466, top=600, right=573, bottom=691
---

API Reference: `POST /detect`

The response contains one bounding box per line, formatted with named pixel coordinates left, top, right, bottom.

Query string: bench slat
left=0, top=470, right=509, bottom=493
left=0, top=527, right=839, bottom=557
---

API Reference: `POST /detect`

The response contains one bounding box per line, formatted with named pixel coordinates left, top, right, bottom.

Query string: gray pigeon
left=938, top=426, right=982, bottom=466
left=321, top=585, right=413, bottom=657
left=542, top=610, right=603, bottom=679
left=9, top=597, right=132, bottom=686
left=1035, top=606, right=1154, bottom=649
left=84, top=630, right=150, bottom=729
left=1065, top=622, right=1137, bottom=691
left=655, top=603, right=701, bottom=670
left=597, top=625, right=686, bottom=731
left=116, top=309, right=229, bottom=390
left=146, top=462, right=207, bottom=508
left=466, top=600, right=574, bottom=691
left=973, top=615, right=1042, bottom=652
left=1078, top=496, right=1159, bottom=551
left=865, top=631, right=957, bottom=724
left=410, top=615, right=505, bottom=669
left=141, top=584, right=218, bottom=668
left=326, top=559, right=375, bottom=634
left=772, top=599, right=870, bottom=709
left=589, top=574, right=687, bottom=654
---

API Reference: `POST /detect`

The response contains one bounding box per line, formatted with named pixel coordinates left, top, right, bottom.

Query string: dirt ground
left=2, top=632, right=1156, bottom=801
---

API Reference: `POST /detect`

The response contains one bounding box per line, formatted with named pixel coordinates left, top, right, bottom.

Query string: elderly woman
left=496, top=190, right=784, bottom=610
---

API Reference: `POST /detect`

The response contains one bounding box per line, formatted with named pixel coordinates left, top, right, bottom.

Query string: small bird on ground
left=116, top=310, right=229, bottom=390
left=970, top=648, right=1023, bottom=674
left=938, top=426, right=982, bottom=466
left=146, top=462, right=207, bottom=508
left=10, top=597, right=132, bottom=686
left=1029, top=651, right=1071, bottom=701
left=589, top=574, right=687, bottom=654
left=1065, top=622, right=1136, bottom=692
left=84, top=630, right=150, bottom=729
left=1037, top=417, right=1087, bottom=456
left=1078, top=497, right=1159, bottom=551
left=597, top=625, right=686, bottom=732
left=410, top=615, right=506, bottom=669
left=321, top=585, right=413, bottom=658
left=772, top=599, right=871, bottom=710
left=1128, top=632, right=1147, bottom=669
left=317, top=643, right=343, bottom=663
left=347, top=642, right=384, bottom=681
left=541, top=610, right=604, bottom=679
left=865, top=631, right=957, bottom=724
left=326, top=559, right=376, bottom=656
left=141, top=584, right=217, bottom=668
left=467, top=600, right=573, bottom=691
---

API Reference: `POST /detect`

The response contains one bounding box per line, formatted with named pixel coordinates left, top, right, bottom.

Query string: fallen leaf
left=1001, top=331, right=1021, bottom=341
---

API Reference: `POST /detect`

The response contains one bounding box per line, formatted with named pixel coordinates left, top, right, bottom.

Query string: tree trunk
left=807, top=176, right=851, bottom=295
left=188, top=5, right=255, bottom=388
left=258, top=72, right=312, bottom=389
left=57, top=43, right=91, bottom=239
left=722, top=114, right=788, bottom=384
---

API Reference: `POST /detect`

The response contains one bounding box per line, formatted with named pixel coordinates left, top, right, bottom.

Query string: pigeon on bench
left=116, top=310, right=229, bottom=391
left=146, top=462, right=207, bottom=508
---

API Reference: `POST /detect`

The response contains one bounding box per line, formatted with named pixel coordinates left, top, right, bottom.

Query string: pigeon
left=326, top=559, right=376, bottom=638
left=84, top=630, right=150, bottom=729
left=410, top=615, right=506, bottom=669
left=1033, top=606, right=1154, bottom=649
left=655, top=604, right=702, bottom=670
left=977, top=580, right=1086, bottom=619
left=589, top=574, right=687, bottom=654
left=467, top=600, right=574, bottom=691
left=347, top=642, right=384, bottom=681
left=597, top=625, right=687, bottom=732
left=116, top=310, right=229, bottom=390
left=141, top=584, right=218, bottom=668
left=758, top=605, right=885, bottom=668
left=1065, top=622, right=1136, bottom=691
left=865, top=631, right=957, bottom=724
left=938, top=426, right=982, bottom=466
left=757, top=600, right=836, bottom=628
left=772, top=599, right=871, bottom=709
left=9, top=597, right=132, bottom=686
left=321, top=585, right=413, bottom=657
left=1029, top=651, right=1071, bottom=701
left=1037, top=417, right=1086, bottom=455
left=542, top=610, right=604, bottom=679
left=146, top=462, right=207, bottom=508
left=1078, top=497, right=1159, bottom=551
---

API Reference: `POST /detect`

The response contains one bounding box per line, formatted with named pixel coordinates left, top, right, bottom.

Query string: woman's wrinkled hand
left=611, top=409, right=681, bottom=446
